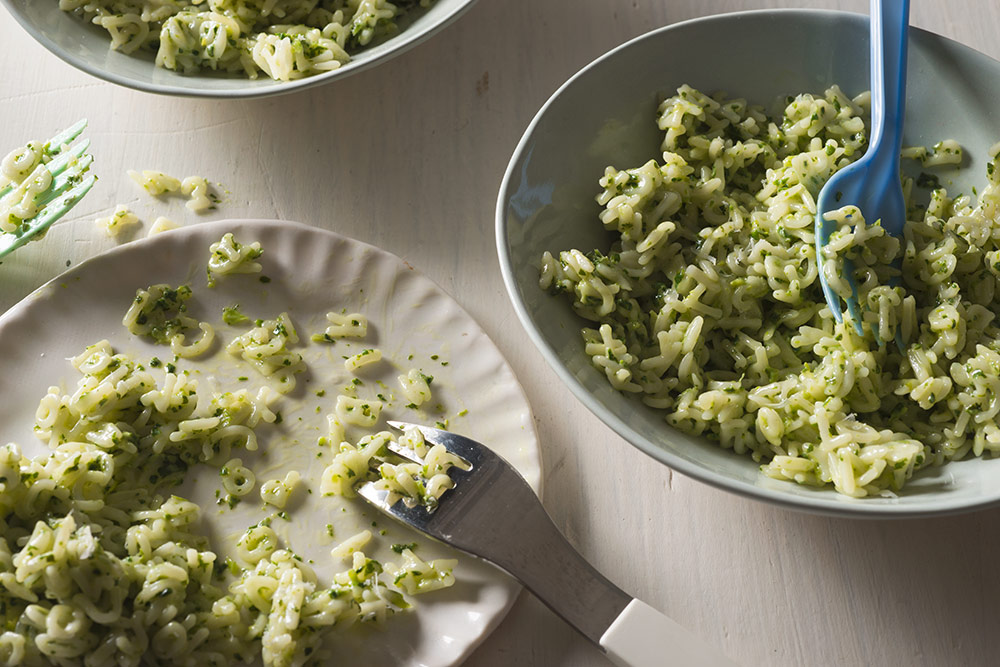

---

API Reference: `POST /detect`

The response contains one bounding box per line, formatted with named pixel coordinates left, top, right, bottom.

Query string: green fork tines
left=0, top=120, right=96, bottom=258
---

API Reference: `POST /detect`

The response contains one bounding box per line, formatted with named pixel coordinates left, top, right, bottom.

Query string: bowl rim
left=496, top=7, right=1000, bottom=519
left=0, top=0, right=478, bottom=99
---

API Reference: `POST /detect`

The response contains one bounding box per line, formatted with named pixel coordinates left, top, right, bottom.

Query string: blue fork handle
left=868, top=0, right=909, bottom=233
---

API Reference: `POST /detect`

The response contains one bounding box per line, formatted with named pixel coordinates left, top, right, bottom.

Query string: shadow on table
left=779, top=502, right=1000, bottom=664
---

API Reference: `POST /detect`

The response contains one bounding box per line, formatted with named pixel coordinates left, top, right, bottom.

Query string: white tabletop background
left=2, top=1, right=999, bottom=666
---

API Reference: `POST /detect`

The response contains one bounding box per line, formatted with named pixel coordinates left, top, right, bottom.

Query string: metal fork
left=0, top=119, right=96, bottom=257
left=359, top=421, right=738, bottom=667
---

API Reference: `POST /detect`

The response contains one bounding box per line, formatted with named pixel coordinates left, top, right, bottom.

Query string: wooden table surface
left=2, top=2, right=999, bottom=666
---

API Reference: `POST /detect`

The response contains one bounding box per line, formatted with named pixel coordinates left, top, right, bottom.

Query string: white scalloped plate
left=0, top=219, right=540, bottom=665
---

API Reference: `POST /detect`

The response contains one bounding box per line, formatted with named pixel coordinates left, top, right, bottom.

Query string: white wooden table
left=2, top=2, right=1000, bottom=665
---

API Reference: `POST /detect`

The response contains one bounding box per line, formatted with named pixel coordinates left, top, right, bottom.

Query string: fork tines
left=357, top=421, right=501, bottom=533
left=357, top=482, right=437, bottom=526
left=386, top=420, right=485, bottom=469
left=0, top=121, right=96, bottom=256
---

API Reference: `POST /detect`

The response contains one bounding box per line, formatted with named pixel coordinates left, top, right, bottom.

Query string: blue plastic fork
left=815, top=0, right=910, bottom=336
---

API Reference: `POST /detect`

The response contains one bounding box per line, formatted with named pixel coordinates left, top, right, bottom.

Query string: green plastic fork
left=0, top=120, right=96, bottom=258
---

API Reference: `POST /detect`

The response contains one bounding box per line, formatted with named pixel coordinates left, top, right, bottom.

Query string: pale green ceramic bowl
left=0, top=0, right=476, bottom=98
left=497, top=9, right=1000, bottom=518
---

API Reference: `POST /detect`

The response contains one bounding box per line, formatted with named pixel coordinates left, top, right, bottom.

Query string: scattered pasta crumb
left=95, top=205, right=139, bottom=237
left=128, top=170, right=217, bottom=213
left=182, top=175, right=213, bottom=212
left=129, top=169, right=181, bottom=195
left=148, top=216, right=179, bottom=235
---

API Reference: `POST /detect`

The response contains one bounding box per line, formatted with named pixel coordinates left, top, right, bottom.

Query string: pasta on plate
left=542, top=84, right=1000, bottom=498
left=0, top=233, right=462, bottom=666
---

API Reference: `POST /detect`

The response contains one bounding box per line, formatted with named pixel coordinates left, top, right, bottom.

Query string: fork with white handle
left=0, top=119, right=96, bottom=257
left=359, top=421, right=739, bottom=667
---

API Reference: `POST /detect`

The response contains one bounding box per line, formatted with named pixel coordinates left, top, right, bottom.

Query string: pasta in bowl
left=498, top=9, right=1000, bottom=517
left=0, top=0, right=476, bottom=97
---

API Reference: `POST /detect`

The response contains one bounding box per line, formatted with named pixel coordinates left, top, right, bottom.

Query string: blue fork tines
left=815, top=0, right=909, bottom=342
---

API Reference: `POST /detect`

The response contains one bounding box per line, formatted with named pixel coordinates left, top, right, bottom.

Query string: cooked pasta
left=207, top=232, right=263, bottom=286
left=221, top=457, right=257, bottom=496
left=1, top=149, right=52, bottom=234
left=181, top=176, right=212, bottom=212
left=542, top=83, right=1000, bottom=497
left=334, top=394, right=382, bottom=427
left=396, top=423, right=429, bottom=456
left=170, top=321, right=216, bottom=358
left=900, top=140, right=964, bottom=167
left=320, top=431, right=389, bottom=497
left=373, top=441, right=467, bottom=510
left=3, top=339, right=455, bottom=664
left=0, top=232, right=461, bottom=665
left=226, top=312, right=305, bottom=393
left=129, top=169, right=215, bottom=212
left=319, top=413, right=346, bottom=448
left=387, top=548, right=456, bottom=596
left=0, top=130, right=91, bottom=235
left=329, top=529, right=371, bottom=560
left=344, top=348, right=381, bottom=372
left=313, top=311, right=367, bottom=341
left=321, top=429, right=468, bottom=510
left=58, top=0, right=436, bottom=82
left=260, top=471, right=301, bottom=509
left=128, top=170, right=181, bottom=196
left=95, top=205, right=139, bottom=237
left=397, top=368, right=432, bottom=406
left=123, top=283, right=216, bottom=358
left=123, top=283, right=196, bottom=343
left=3, top=341, right=270, bottom=665
left=148, top=216, right=179, bottom=235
